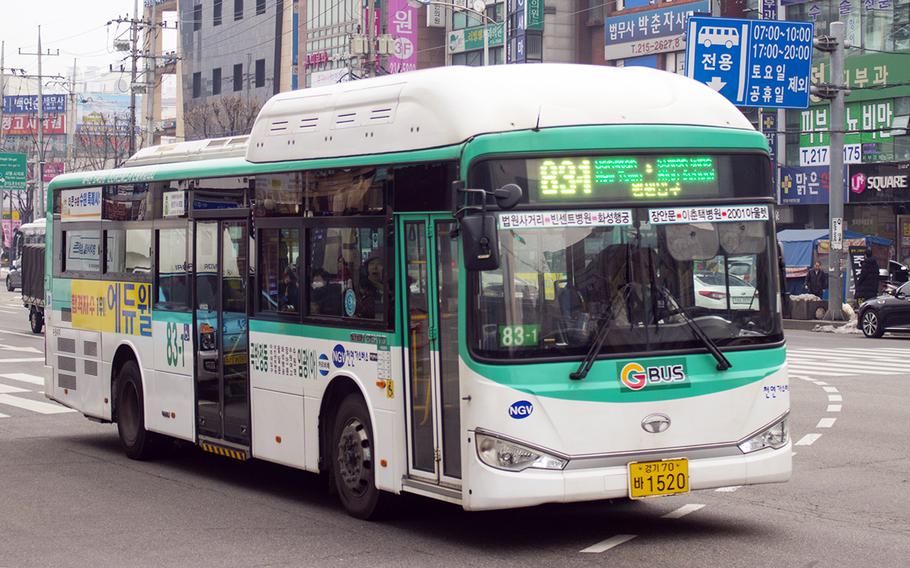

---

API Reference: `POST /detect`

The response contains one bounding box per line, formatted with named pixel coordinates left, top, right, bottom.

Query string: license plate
left=733, top=296, right=753, bottom=304
left=628, top=458, right=689, bottom=499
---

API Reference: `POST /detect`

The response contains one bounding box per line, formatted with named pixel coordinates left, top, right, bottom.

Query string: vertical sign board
left=831, top=217, right=844, bottom=251
left=387, top=0, right=418, bottom=73
left=0, top=153, right=27, bottom=192
left=685, top=17, right=814, bottom=109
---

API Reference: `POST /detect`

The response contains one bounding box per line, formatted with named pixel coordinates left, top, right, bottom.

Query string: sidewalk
left=784, top=319, right=832, bottom=331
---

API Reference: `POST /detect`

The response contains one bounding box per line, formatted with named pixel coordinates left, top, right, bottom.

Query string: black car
left=857, top=281, right=910, bottom=338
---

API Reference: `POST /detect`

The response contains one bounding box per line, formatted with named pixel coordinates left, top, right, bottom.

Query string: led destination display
left=534, top=156, right=718, bottom=201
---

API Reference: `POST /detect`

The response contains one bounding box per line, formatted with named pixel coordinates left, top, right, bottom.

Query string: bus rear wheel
left=116, top=360, right=158, bottom=460
left=331, top=393, right=389, bottom=520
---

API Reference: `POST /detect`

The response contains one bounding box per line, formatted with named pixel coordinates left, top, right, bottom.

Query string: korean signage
left=800, top=99, right=894, bottom=165
left=447, top=23, right=505, bottom=54
left=61, top=187, right=103, bottom=221
left=0, top=153, right=27, bottom=192
left=427, top=3, right=445, bottom=27
left=71, top=280, right=152, bottom=337
left=685, top=17, right=814, bottom=109
left=1, top=114, right=66, bottom=136
left=779, top=165, right=848, bottom=205
left=848, top=162, right=910, bottom=203
left=811, top=52, right=910, bottom=104
left=648, top=205, right=770, bottom=224
left=2, top=94, right=66, bottom=115
left=387, top=0, right=417, bottom=73
left=831, top=217, right=843, bottom=251
left=163, top=191, right=187, bottom=217
left=604, top=0, right=709, bottom=60
left=761, top=0, right=777, bottom=20
left=760, top=110, right=777, bottom=165
left=507, top=0, right=527, bottom=63
left=498, top=209, right=633, bottom=229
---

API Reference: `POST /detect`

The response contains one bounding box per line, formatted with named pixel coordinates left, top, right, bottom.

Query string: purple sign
left=387, top=0, right=417, bottom=74
left=780, top=165, right=847, bottom=205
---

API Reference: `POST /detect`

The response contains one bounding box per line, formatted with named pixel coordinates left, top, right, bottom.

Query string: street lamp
left=406, top=0, right=501, bottom=67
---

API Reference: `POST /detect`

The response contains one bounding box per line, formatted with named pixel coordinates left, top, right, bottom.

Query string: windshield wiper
left=570, top=284, right=631, bottom=381
left=658, top=286, right=732, bottom=371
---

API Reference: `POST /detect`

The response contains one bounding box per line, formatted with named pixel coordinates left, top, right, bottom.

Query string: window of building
left=234, top=0, right=243, bottom=20
left=255, top=58, right=266, bottom=88
left=157, top=228, right=190, bottom=309
left=256, top=0, right=266, bottom=14
left=193, top=72, right=202, bottom=98
left=214, top=0, right=222, bottom=26
left=193, top=3, right=202, bottom=31
left=233, top=63, right=243, bottom=91
left=254, top=168, right=386, bottom=217
left=212, top=67, right=222, bottom=95
left=106, top=229, right=153, bottom=276
left=259, top=228, right=301, bottom=314
left=309, top=226, right=387, bottom=321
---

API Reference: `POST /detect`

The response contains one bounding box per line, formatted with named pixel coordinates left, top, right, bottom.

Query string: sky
left=1, top=0, right=176, bottom=96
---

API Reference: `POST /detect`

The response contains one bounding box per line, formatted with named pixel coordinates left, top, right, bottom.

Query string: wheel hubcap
left=863, top=313, right=877, bottom=335
left=336, top=418, right=372, bottom=497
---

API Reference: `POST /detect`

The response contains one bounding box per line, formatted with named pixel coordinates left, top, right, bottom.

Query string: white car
left=694, top=273, right=759, bottom=310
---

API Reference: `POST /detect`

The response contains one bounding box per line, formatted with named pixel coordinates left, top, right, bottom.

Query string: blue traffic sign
left=685, top=17, right=814, bottom=109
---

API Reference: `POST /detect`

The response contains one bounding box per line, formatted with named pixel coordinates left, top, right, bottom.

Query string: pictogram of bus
left=698, top=26, right=740, bottom=48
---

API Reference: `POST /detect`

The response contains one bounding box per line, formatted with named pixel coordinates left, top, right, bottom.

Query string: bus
left=43, top=64, right=789, bottom=519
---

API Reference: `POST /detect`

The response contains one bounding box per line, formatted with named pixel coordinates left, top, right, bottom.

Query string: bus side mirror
left=460, top=213, right=500, bottom=271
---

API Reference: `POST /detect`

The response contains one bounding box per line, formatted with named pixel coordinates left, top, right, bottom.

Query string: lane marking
left=828, top=394, right=843, bottom=402
left=662, top=504, right=705, bottom=519
left=0, top=394, right=75, bottom=414
left=786, top=367, right=852, bottom=377
left=812, top=381, right=829, bottom=386
left=0, top=329, right=44, bottom=340
left=715, top=486, right=741, bottom=492
left=0, top=383, right=30, bottom=394
left=817, top=418, right=837, bottom=428
left=0, top=373, right=44, bottom=386
left=0, top=412, right=8, bottom=418
left=822, top=386, right=839, bottom=393
left=795, top=433, right=822, bottom=446
left=0, top=357, right=44, bottom=363
left=580, top=534, right=637, bottom=553
left=827, top=404, right=842, bottom=412
left=0, top=344, right=42, bottom=354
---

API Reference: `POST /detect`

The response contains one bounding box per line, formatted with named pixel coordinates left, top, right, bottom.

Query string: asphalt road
left=0, top=285, right=908, bottom=567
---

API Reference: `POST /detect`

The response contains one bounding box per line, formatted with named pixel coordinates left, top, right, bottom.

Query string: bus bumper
left=462, top=441, right=792, bottom=511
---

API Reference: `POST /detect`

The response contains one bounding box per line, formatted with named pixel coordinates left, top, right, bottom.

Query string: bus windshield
left=469, top=206, right=782, bottom=360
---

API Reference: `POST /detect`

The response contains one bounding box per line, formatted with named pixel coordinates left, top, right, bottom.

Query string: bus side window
left=156, top=228, right=190, bottom=310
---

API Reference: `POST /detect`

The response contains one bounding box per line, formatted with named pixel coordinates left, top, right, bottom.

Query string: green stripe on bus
left=152, top=311, right=193, bottom=324
left=250, top=319, right=401, bottom=347
left=463, top=346, right=786, bottom=403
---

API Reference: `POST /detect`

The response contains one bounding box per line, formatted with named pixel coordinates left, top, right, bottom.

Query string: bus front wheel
left=331, top=393, right=389, bottom=520
left=116, top=360, right=158, bottom=460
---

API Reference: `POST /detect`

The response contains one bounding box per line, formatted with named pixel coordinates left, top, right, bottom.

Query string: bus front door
left=399, top=215, right=461, bottom=486
left=194, top=220, right=251, bottom=449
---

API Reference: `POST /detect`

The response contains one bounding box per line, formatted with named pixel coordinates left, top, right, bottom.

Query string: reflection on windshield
left=471, top=209, right=782, bottom=359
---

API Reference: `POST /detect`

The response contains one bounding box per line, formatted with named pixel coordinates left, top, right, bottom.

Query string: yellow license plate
left=628, top=458, right=689, bottom=499
left=224, top=352, right=248, bottom=366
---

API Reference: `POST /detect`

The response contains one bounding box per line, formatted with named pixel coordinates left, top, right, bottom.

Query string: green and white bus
left=43, top=64, right=789, bottom=518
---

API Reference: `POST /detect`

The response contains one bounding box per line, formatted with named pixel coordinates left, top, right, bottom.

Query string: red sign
left=305, top=52, right=329, bottom=66
left=1, top=113, right=66, bottom=136
left=27, top=161, right=66, bottom=183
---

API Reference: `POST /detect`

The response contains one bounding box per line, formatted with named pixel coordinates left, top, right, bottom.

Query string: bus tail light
left=698, top=290, right=727, bottom=300
left=738, top=416, right=789, bottom=454
left=475, top=433, right=568, bottom=472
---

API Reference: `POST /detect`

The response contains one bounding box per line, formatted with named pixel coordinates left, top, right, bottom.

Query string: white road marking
left=0, top=412, right=9, bottom=418
left=822, top=386, right=839, bottom=393
left=812, top=381, right=828, bottom=386
left=786, top=366, right=853, bottom=377
left=817, top=418, right=837, bottom=428
left=795, top=434, right=822, bottom=446
left=827, top=404, right=842, bottom=412
left=580, top=534, right=637, bottom=553
left=0, top=329, right=43, bottom=340
left=0, top=344, right=42, bottom=354
left=0, top=357, right=44, bottom=363
left=829, top=394, right=843, bottom=402
left=662, top=504, right=705, bottom=519
left=0, top=383, right=30, bottom=394
left=715, top=486, right=741, bottom=492
left=0, top=394, right=75, bottom=414
left=0, top=373, right=44, bottom=386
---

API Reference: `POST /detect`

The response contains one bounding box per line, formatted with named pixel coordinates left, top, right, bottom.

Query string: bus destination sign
left=531, top=155, right=718, bottom=202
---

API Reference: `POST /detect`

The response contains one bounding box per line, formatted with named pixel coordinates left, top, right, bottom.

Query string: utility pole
left=66, top=59, right=77, bottom=171
left=145, top=1, right=156, bottom=148
left=1, top=40, right=5, bottom=263
left=1, top=40, right=5, bottom=148
left=813, top=22, right=847, bottom=321
left=129, top=0, right=139, bottom=156
left=19, top=26, right=60, bottom=220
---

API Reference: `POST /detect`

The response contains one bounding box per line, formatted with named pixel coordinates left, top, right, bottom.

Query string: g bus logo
left=620, top=363, right=648, bottom=391
left=332, top=344, right=346, bottom=368
left=509, top=400, right=534, bottom=419
left=620, top=362, right=687, bottom=391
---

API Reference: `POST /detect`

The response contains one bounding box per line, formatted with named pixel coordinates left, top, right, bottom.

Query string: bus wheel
left=29, top=307, right=44, bottom=334
left=6, top=275, right=13, bottom=291
left=331, top=393, right=388, bottom=520
left=116, top=360, right=158, bottom=460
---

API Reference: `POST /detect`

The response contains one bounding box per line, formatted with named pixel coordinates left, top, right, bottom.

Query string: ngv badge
left=509, top=400, right=534, bottom=419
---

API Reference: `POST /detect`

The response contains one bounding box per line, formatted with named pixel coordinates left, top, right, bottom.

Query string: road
left=0, top=284, right=908, bottom=567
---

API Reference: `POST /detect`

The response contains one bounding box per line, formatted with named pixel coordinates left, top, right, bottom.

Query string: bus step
left=199, top=439, right=250, bottom=461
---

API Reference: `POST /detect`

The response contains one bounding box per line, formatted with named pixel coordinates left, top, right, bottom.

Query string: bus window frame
left=54, top=219, right=104, bottom=280
left=254, top=217, right=304, bottom=322
left=154, top=218, right=193, bottom=312
left=101, top=219, right=156, bottom=283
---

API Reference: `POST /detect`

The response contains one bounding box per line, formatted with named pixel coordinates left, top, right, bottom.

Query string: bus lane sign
left=685, top=17, right=814, bottom=109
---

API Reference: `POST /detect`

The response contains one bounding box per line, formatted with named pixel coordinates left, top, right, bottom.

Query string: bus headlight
left=475, top=433, right=568, bottom=472
left=738, top=416, right=789, bottom=454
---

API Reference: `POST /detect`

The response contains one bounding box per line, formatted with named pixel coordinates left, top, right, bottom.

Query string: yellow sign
left=71, top=280, right=152, bottom=337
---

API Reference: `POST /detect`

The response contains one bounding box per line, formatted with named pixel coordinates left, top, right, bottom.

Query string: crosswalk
left=0, top=372, right=75, bottom=417
left=788, top=346, right=910, bottom=378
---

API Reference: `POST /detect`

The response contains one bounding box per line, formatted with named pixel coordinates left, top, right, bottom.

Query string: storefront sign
left=607, top=34, right=685, bottom=60
left=779, top=165, right=848, bottom=205
left=387, top=0, right=418, bottom=73
left=507, top=0, right=526, bottom=63
left=427, top=3, right=445, bottom=27
left=305, top=52, right=329, bottom=66
left=761, top=0, right=778, bottom=20
left=604, top=0, right=709, bottom=61
left=848, top=162, right=910, bottom=203
left=1, top=113, right=66, bottom=136
left=447, top=23, right=505, bottom=54
left=2, top=94, right=67, bottom=114
left=811, top=52, right=910, bottom=104
left=800, top=98, right=894, bottom=164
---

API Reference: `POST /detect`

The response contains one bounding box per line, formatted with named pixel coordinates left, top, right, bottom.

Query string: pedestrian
left=804, top=261, right=826, bottom=297
left=854, top=248, right=881, bottom=304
